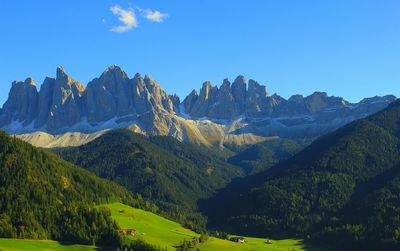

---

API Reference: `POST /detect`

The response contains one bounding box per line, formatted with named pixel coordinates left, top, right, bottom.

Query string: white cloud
left=110, top=5, right=138, bottom=32
left=139, top=8, right=168, bottom=23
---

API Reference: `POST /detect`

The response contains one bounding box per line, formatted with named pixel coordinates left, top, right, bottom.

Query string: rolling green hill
left=202, top=100, right=400, bottom=250
left=101, top=202, right=324, bottom=251
left=0, top=130, right=152, bottom=247
left=55, top=129, right=244, bottom=230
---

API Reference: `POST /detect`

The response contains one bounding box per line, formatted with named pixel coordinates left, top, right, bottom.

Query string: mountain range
left=0, top=66, right=396, bottom=147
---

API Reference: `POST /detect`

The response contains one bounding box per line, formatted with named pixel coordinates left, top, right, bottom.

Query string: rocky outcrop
left=183, top=77, right=394, bottom=121
left=47, top=67, right=85, bottom=130
left=0, top=66, right=178, bottom=136
left=2, top=78, right=38, bottom=125
left=169, top=94, right=180, bottom=112
left=84, top=65, right=131, bottom=122
left=0, top=66, right=396, bottom=147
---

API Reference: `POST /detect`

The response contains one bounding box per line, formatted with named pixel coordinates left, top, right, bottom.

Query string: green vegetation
left=0, top=239, right=100, bottom=251
left=55, top=129, right=243, bottom=231
left=0, top=131, right=154, bottom=247
left=103, top=202, right=322, bottom=251
left=203, top=100, right=400, bottom=250
left=228, top=138, right=308, bottom=173
left=104, top=203, right=197, bottom=250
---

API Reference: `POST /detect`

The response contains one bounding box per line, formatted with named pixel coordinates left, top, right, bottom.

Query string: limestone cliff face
left=183, top=77, right=374, bottom=120
left=2, top=78, right=38, bottom=125
left=183, top=76, right=272, bottom=118
left=46, top=67, right=85, bottom=130
left=35, top=77, right=56, bottom=128
left=0, top=66, right=396, bottom=147
left=0, top=66, right=178, bottom=136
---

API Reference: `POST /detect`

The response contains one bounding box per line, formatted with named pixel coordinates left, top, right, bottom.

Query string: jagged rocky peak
left=304, top=92, right=347, bottom=112
left=85, top=67, right=175, bottom=123
left=184, top=75, right=271, bottom=118
left=0, top=67, right=397, bottom=144
left=55, top=67, right=84, bottom=92
left=143, top=74, right=175, bottom=113
left=248, top=79, right=267, bottom=97
left=46, top=67, right=86, bottom=130
left=35, top=76, right=56, bottom=128
left=183, top=89, right=199, bottom=114
left=2, top=77, right=39, bottom=124
left=169, top=94, right=180, bottom=112
left=359, top=95, right=397, bottom=105
left=85, top=65, right=132, bottom=122
left=0, top=65, right=179, bottom=133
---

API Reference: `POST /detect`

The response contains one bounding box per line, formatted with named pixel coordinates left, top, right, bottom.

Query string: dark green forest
left=55, top=129, right=243, bottom=231
left=228, top=138, right=308, bottom=173
left=202, top=99, right=400, bottom=251
left=0, top=131, right=155, bottom=247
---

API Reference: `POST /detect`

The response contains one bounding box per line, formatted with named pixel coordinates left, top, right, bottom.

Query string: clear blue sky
left=1, top=0, right=400, bottom=106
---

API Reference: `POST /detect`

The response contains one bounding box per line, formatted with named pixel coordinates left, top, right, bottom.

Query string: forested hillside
left=0, top=131, right=154, bottom=247
left=55, top=129, right=243, bottom=230
left=202, top=99, right=400, bottom=251
left=228, top=138, right=308, bottom=173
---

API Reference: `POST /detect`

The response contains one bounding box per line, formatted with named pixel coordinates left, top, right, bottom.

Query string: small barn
left=118, top=229, right=137, bottom=236
left=230, top=237, right=245, bottom=243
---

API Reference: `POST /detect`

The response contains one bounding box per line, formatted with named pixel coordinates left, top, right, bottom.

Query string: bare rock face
left=208, top=79, right=238, bottom=119
left=2, top=78, right=38, bottom=125
left=169, top=94, right=180, bottom=112
left=188, top=81, right=217, bottom=117
left=183, top=89, right=198, bottom=114
left=46, top=67, right=85, bottom=130
left=143, top=74, right=174, bottom=113
left=231, top=76, right=247, bottom=112
left=245, top=79, right=269, bottom=117
left=0, top=66, right=396, bottom=147
left=129, top=73, right=174, bottom=115
left=84, top=65, right=130, bottom=123
left=35, top=77, right=56, bottom=128
left=184, top=76, right=272, bottom=118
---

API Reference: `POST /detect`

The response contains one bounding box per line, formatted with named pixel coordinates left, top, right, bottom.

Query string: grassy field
left=0, top=238, right=101, bottom=251
left=103, top=202, right=198, bottom=250
left=0, top=204, right=327, bottom=251
left=103, top=202, right=327, bottom=251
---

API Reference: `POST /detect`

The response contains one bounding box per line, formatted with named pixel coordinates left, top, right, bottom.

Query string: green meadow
left=0, top=238, right=100, bottom=251
left=103, top=202, right=327, bottom=251
left=0, top=203, right=328, bottom=251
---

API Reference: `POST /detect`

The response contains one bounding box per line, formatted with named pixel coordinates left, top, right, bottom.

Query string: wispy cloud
left=110, top=5, right=137, bottom=32
left=138, top=8, right=169, bottom=23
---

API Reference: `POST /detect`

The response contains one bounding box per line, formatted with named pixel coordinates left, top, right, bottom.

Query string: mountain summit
left=0, top=66, right=396, bottom=147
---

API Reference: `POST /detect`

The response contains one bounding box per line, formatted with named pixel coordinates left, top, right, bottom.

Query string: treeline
left=177, top=233, right=209, bottom=251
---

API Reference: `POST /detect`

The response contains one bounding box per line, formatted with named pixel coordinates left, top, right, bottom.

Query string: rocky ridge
left=0, top=66, right=396, bottom=147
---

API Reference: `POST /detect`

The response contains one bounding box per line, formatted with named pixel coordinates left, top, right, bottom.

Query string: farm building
left=230, top=237, right=245, bottom=243
left=118, top=229, right=137, bottom=236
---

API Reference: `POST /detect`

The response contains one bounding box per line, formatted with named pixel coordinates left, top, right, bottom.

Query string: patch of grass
left=102, top=203, right=328, bottom=251
left=0, top=239, right=101, bottom=251
left=199, top=237, right=323, bottom=251
left=103, top=203, right=197, bottom=250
